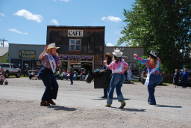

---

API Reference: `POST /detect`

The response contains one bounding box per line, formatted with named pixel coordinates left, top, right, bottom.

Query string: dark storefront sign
left=60, top=55, right=93, bottom=61
left=19, top=50, right=36, bottom=59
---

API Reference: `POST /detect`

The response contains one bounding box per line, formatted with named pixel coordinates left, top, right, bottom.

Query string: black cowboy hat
left=149, top=51, right=157, bottom=58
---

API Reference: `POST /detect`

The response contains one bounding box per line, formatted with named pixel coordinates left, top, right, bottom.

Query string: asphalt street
left=0, top=78, right=190, bottom=128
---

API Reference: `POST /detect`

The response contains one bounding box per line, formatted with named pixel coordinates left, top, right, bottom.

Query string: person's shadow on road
left=110, top=106, right=146, bottom=112
left=122, top=108, right=146, bottom=112
left=48, top=105, right=77, bottom=111
left=93, top=97, right=130, bottom=101
left=156, top=104, right=182, bottom=108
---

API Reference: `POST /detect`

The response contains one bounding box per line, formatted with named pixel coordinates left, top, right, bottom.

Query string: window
left=69, top=39, right=81, bottom=51
left=0, top=64, right=10, bottom=68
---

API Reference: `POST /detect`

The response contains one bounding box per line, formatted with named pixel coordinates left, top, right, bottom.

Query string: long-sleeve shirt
left=107, top=60, right=128, bottom=74
left=134, top=56, right=160, bottom=74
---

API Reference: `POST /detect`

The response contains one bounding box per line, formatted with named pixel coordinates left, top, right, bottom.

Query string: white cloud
left=8, top=28, right=28, bottom=35
left=51, top=19, right=59, bottom=25
left=101, top=16, right=122, bottom=23
left=106, top=43, right=115, bottom=46
left=0, top=12, right=5, bottom=16
left=14, top=9, right=43, bottom=23
left=54, top=0, right=70, bottom=3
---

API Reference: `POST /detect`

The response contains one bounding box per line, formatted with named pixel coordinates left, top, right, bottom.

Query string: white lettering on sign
left=68, top=30, right=83, bottom=37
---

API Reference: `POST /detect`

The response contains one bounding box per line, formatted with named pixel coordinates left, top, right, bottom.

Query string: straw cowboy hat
left=47, top=43, right=60, bottom=50
left=112, top=48, right=123, bottom=57
left=149, top=51, right=157, bottom=58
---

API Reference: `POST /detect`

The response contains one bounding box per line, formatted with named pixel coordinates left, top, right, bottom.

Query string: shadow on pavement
left=92, top=97, right=130, bottom=101
left=121, top=108, right=146, bottom=112
left=48, top=105, right=77, bottom=111
left=110, top=106, right=146, bottom=112
left=156, top=104, right=182, bottom=108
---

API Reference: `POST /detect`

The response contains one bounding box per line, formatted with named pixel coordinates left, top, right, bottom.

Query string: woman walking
left=134, top=51, right=162, bottom=105
left=104, top=49, right=128, bottom=109
left=38, top=43, right=61, bottom=106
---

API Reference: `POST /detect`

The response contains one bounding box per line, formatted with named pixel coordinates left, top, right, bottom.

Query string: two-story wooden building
left=46, top=26, right=105, bottom=73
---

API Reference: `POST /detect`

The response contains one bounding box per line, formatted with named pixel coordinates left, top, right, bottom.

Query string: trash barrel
left=94, top=69, right=111, bottom=89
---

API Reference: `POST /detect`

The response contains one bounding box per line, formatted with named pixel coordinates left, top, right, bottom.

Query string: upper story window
left=69, top=39, right=81, bottom=51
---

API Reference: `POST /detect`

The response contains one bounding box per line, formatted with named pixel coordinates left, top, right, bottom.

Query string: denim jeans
left=147, top=74, right=162, bottom=105
left=107, top=74, right=125, bottom=105
left=147, top=85, right=156, bottom=105
left=103, top=88, right=108, bottom=97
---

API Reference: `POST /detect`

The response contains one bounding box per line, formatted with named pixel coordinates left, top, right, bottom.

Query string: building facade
left=46, top=26, right=105, bottom=72
left=105, top=46, right=144, bottom=69
left=8, top=43, right=44, bottom=69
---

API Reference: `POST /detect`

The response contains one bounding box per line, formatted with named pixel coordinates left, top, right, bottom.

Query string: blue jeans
left=107, top=74, right=125, bottom=105
left=147, top=74, right=162, bottom=105
left=147, top=86, right=156, bottom=105
left=104, top=88, right=108, bottom=97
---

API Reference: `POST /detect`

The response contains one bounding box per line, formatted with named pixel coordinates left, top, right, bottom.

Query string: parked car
left=187, top=71, right=191, bottom=87
left=28, top=70, right=39, bottom=80
left=0, top=63, right=21, bottom=78
left=178, top=69, right=191, bottom=87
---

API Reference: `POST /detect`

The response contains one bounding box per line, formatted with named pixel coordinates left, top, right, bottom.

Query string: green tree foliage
left=119, top=0, right=191, bottom=73
left=0, top=53, right=8, bottom=63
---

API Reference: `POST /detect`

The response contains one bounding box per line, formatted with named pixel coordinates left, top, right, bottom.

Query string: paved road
left=0, top=78, right=190, bottom=128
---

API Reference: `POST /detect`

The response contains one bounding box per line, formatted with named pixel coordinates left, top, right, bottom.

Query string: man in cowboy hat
left=38, top=43, right=61, bottom=106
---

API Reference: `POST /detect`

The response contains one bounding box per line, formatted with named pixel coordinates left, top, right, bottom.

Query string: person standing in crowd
left=104, top=49, right=128, bottom=109
left=69, top=68, right=74, bottom=85
left=101, top=53, right=112, bottom=99
left=38, top=43, right=61, bottom=106
left=134, top=51, right=162, bottom=105
left=173, top=68, right=180, bottom=88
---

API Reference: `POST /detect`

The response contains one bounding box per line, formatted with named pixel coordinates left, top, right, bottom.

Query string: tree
left=119, top=0, right=191, bottom=73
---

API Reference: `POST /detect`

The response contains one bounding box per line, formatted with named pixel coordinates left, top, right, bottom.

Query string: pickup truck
left=0, top=63, right=21, bottom=78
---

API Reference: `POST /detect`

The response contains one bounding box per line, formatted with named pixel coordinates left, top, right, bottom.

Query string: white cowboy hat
left=112, top=48, right=123, bottom=57
left=47, top=43, right=60, bottom=50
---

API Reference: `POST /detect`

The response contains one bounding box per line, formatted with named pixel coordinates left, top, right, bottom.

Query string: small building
left=46, top=26, right=105, bottom=73
left=8, top=43, right=44, bottom=69
left=105, top=46, right=144, bottom=69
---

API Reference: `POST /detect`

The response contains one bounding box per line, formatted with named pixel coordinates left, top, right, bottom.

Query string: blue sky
left=0, top=0, right=135, bottom=47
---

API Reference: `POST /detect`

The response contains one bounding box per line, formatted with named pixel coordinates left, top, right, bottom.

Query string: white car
left=0, top=63, right=21, bottom=78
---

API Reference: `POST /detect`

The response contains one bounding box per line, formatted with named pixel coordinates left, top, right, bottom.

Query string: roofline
left=47, top=25, right=105, bottom=29
left=9, top=43, right=45, bottom=46
left=105, top=46, right=144, bottom=48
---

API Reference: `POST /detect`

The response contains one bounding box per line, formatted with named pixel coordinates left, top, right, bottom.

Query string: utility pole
left=0, top=38, right=8, bottom=47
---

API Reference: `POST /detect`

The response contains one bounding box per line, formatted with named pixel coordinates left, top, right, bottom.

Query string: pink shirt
left=107, top=61, right=128, bottom=74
